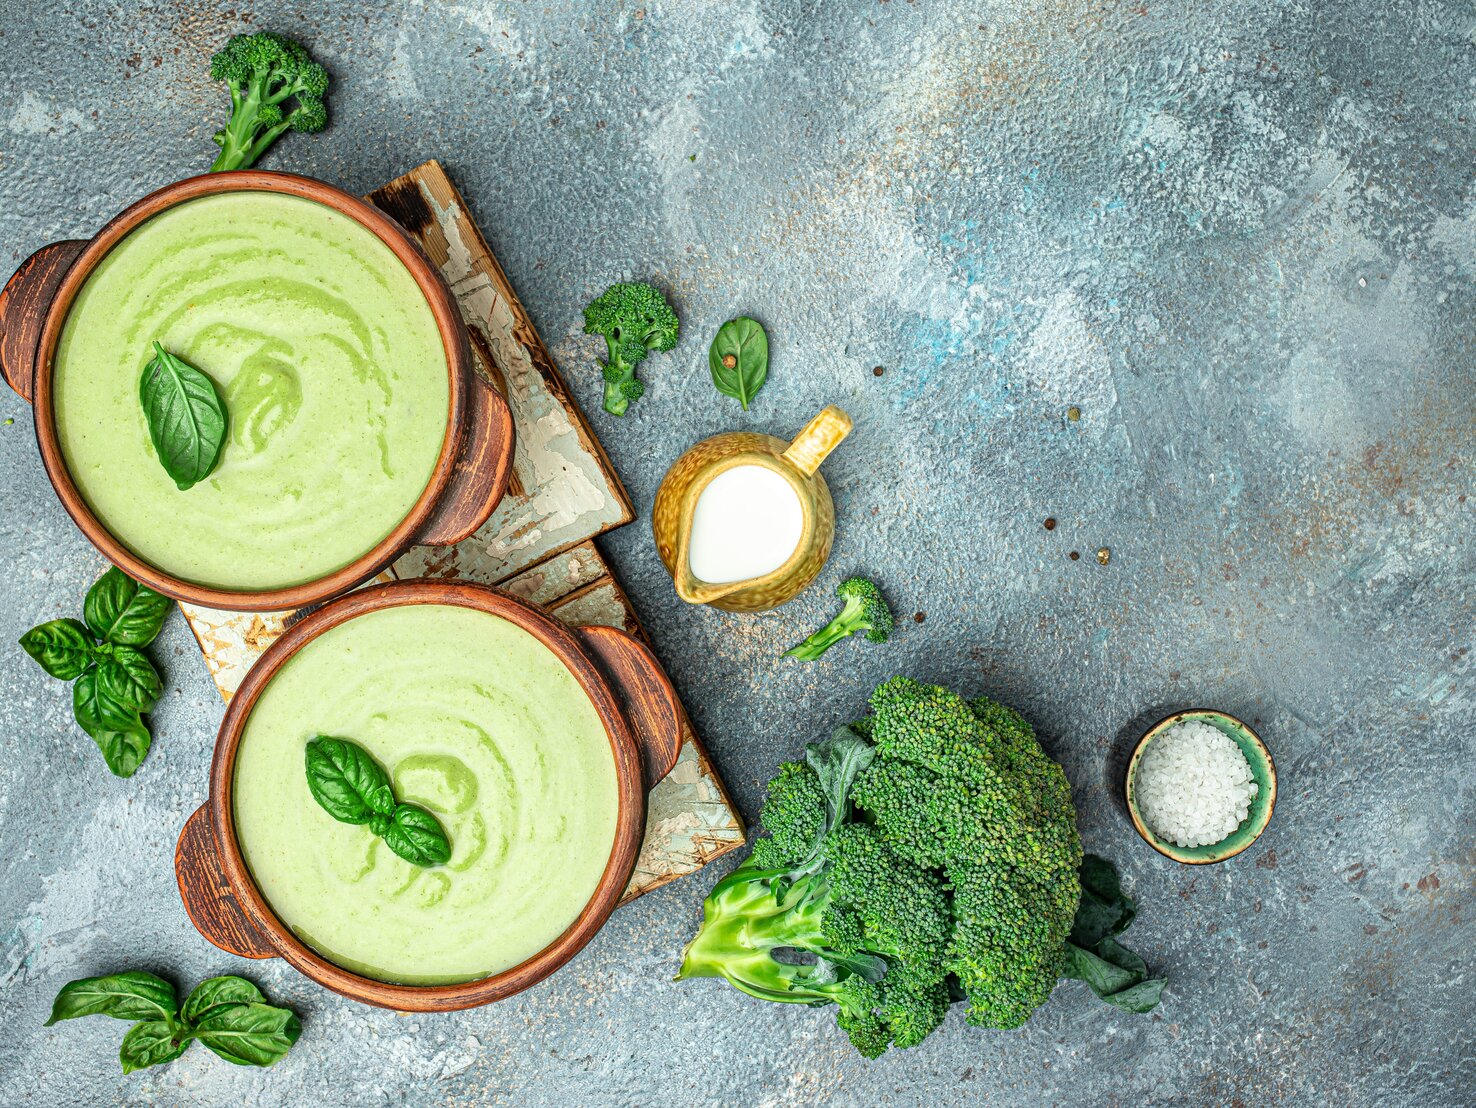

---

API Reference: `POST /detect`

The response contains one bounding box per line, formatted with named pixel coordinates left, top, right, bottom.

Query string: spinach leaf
left=304, top=736, right=395, bottom=824
left=46, top=972, right=177, bottom=1025
left=19, top=618, right=96, bottom=680
left=84, top=567, right=171, bottom=646
left=139, top=342, right=229, bottom=491
left=96, top=647, right=162, bottom=713
left=707, top=317, right=769, bottom=409
left=181, top=976, right=266, bottom=1025
left=1062, top=854, right=1166, bottom=1014
left=73, top=672, right=152, bottom=777
left=380, top=803, right=453, bottom=867
left=192, top=1003, right=301, bottom=1067
left=119, top=1019, right=191, bottom=1074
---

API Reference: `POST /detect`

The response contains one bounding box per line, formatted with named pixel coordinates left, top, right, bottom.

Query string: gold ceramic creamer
left=652, top=406, right=852, bottom=612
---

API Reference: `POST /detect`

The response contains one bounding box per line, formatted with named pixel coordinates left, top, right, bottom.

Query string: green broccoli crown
left=679, top=680, right=1085, bottom=1056
left=783, top=576, right=895, bottom=661
left=853, top=677, right=1082, bottom=1029
left=582, top=281, right=680, bottom=354
left=208, top=32, right=330, bottom=172
left=583, top=282, right=678, bottom=416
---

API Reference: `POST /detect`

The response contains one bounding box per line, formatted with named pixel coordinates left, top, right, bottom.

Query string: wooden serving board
left=181, top=161, right=744, bottom=902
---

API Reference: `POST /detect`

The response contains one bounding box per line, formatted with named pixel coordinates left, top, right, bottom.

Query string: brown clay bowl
left=173, top=578, right=682, bottom=1012
left=0, top=171, right=514, bottom=612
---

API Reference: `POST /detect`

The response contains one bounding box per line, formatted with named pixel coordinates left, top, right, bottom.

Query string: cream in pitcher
left=652, top=406, right=851, bottom=612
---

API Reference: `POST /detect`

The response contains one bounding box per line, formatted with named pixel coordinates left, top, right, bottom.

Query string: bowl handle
left=577, top=625, right=682, bottom=791
left=174, top=803, right=276, bottom=960
left=413, top=365, right=516, bottom=546
left=0, top=240, right=87, bottom=403
left=780, top=404, right=852, bottom=477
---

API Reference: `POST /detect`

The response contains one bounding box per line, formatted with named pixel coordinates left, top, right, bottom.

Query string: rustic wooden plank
left=179, top=162, right=743, bottom=904
left=367, top=160, right=634, bottom=584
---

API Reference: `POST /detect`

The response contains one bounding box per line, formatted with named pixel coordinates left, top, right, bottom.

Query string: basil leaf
left=707, top=317, right=769, bottom=410
left=46, top=972, right=178, bottom=1025
left=181, top=976, right=265, bottom=1025
left=96, top=647, right=162, bottom=713
left=19, top=618, right=96, bottom=680
left=119, top=1018, right=191, bottom=1074
left=304, top=736, right=395, bottom=824
left=73, top=673, right=152, bottom=776
left=192, top=1003, right=301, bottom=1067
left=139, top=342, right=228, bottom=491
left=380, top=803, right=452, bottom=867
left=84, top=567, right=171, bottom=646
left=74, top=669, right=139, bottom=734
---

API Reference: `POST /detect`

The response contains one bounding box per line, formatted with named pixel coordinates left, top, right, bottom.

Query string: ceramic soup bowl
left=0, top=171, right=514, bottom=612
left=174, top=579, right=682, bottom=1011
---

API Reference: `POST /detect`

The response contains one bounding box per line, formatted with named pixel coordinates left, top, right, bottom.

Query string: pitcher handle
left=780, top=405, right=852, bottom=477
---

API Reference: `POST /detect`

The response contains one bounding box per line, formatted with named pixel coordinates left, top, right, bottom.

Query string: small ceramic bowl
left=1124, top=708, right=1276, bottom=864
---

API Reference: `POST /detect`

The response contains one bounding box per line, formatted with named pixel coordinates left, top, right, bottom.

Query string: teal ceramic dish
left=1124, top=708, right=1276, bottom=864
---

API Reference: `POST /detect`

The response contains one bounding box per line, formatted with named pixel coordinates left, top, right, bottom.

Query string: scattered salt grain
left=1134, top=720, right=1258, bottom=848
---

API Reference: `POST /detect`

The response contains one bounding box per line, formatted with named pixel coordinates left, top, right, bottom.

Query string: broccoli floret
left=208, top=32, right=331, bottom=172
left=784, top=577, right=895, bottom=662
left=680, top=676, right=1161, bottom=1058
left=582, top=282, right=679, bottom=416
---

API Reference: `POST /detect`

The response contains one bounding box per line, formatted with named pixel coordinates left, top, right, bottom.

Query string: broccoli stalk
left=784, top=577, right=895, bottom=661
left=582, top=282, right=680, bottom=416
left=208, top=32, right=330, bottom=173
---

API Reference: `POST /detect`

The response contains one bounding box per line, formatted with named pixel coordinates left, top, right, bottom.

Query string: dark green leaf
left=181, top=976, right=266, bottom=1025
left=304, top=736, right=395, bottom=824
left=1094, top=937, right=1148, bottom=980
left=74, top=670, right=139, bottom=735
left=84, top=567, right=171, bottom=646
left=707, top=317, right=769, bottom=409
left=46, top=972, right=177, bottom=1025
left=89, top=714, right=153, bottom=778
left=1098, top=977, right=1167, bottom=1013
left=1062, top=941, right=1142, bottom=997
left=119, top=1018, right=191, bottom=1074
left=193, top=1003, right=301, bottom=1067
left=805, top=725, right=876, bottom=832
left=96, top=647, right=162, bottom=713
left=1069, top=853, right=1137, bottom=948
left=73, top=672, right=152, bottom=776
left=380, top=803, right=452, bottom=867
left=19, top=618, right=96, bottom=680
left=139, top=342, right=228, bottom=491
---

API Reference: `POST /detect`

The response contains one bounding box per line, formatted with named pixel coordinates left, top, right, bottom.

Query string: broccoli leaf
left=804, top=726, right=875, bottom=831
left=1063, top=855, right=1165, bottom=1014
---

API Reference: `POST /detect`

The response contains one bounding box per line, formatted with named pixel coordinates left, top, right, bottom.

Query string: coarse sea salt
left=1134, top=720, right=1258, bottom=848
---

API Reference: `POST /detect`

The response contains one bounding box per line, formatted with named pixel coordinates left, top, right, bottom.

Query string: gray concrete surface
left=1, top=1, right=1472, bottom=1105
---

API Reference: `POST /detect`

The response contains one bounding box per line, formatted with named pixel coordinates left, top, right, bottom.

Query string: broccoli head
left=682, top=679, right=1106, bottom=1057
left=208, top=32, right=330, bottom=173
left=784, top=577, right=895, bottom=661
left=582, top=281, right=679, bottom=416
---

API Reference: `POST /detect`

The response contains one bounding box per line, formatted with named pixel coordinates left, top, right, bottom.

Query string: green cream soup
left=233, top=604, right=620, bottom=985
left=53, top=191, right=449, bottom=591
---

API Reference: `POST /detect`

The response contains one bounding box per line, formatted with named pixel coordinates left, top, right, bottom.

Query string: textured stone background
left=0, top=1, right=1472, bottom=1105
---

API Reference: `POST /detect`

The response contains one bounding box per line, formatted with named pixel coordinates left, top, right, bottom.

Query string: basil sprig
left=139, top=342, right=229, bottom=490
left=707, top=316, right=769, bottom=410
left=305, top=736, right=452, bottom=867
left=47, top=972, right=299, bottom=1074
left=19, top=567, right=169, bottom=777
